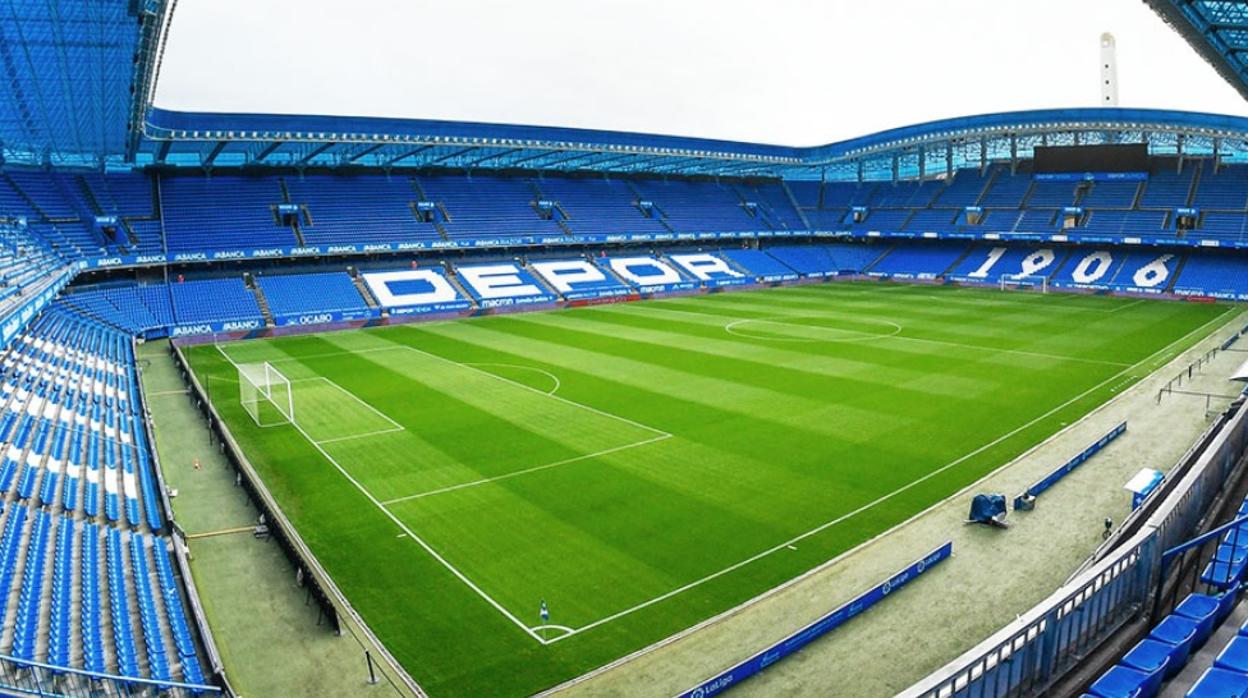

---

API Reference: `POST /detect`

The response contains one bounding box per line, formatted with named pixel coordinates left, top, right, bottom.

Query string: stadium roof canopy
left=0, top=0, right=169, bottom=169
left=133, top=107, right=1248, bottom=181
left=1145, top=1, right=1248, bottom=102
left=9, top=1, right=1248, bottom=180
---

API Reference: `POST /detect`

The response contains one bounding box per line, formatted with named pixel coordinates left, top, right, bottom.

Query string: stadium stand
left=1138, top=159, right=1196, bottom=209
left=868, top=242, right=969, bottom=279
left=288, top=174, right=442, bottom=245
left=526, top=256, right=635, bottom=300
left=932, top=169, right=990, bottom=208
left=0, top=304, right=207, bottom=688
left=762, top=244, right=880, bottom=277
left=719, top=249, right=800, bottom=280
left=169, top=278, right=264, bottom=326
left=1193, top=164, right=1248, bottom=211
left=980, top=168, right=1033, bottom=208
left=160, top=175, right=295, bottom=252
left=1172, top=252, right=1248, bottom=300
left=537, top=178, right=668, bottom=236
left=631, top=180, right=763, bottom=232
left=255, top=271, right=369, bottom=318
left=1080, top=180, right=1142, bottom=209
left=1082, top=485, right=1248, bottom=698
left=1013, top=208, right=1061, bottom=233
left=417, top=175, right=564, bottom=239
left=4, top=162, right=1248, bottom=257
left=1199, top=212, right=1248, bottom=242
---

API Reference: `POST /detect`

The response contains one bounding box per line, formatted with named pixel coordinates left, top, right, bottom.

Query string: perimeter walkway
left=556, top=307, right=1248, bottom=697
left=138, top=341, right=403, bottom=698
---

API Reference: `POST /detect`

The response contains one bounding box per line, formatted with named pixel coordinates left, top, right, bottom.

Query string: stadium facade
left=0, top=1, right=1246, bottom=696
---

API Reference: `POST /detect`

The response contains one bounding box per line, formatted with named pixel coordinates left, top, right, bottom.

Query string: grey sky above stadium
left=155, top=0, right=1247, bottom=147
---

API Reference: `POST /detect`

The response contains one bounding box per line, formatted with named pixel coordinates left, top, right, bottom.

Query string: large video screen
left=1033, top=144, right=1148, bottom=173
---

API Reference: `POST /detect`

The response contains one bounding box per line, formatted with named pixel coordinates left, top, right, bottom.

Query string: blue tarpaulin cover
left=970, top=493, right=1009, bottom=526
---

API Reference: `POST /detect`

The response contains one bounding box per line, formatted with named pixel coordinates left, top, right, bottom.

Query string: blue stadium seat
left=1088, top=663, right=1161, bottom=698
left=1186, top=667, right=1248, bottom=698
left=1148, top=614, right=1199, bottom=670
left=1215, top=636, right=1248, bottom=674
left=1121, top=638, right=1176, bottom=680
left=256, top=271, right=369, bottom=319
left=170, top=277, right=264, bottom=325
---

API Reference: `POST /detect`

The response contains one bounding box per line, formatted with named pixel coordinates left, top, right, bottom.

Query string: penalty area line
left=397, top=344, right=670, bottom=438
left=380, top=433, right=673, bottom=506
left=314, top=426, right=406, bottom=445
left=210, top=343, right=549, bottom=644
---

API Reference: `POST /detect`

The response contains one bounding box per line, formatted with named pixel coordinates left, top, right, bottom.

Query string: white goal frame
left=239, top=362, right=295, bottom=427
left=999, top=274, right=1049, bottom=294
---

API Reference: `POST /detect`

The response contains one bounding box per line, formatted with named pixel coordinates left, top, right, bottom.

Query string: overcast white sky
left=154, top=0, right=1247, bottom=147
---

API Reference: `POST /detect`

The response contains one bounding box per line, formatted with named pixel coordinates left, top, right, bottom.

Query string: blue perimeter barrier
left=1014, top=421, right=1127, bottom=510
left=1222, top=324, right=1248, bottom=350
left=677, top=541, right=953, bottom=698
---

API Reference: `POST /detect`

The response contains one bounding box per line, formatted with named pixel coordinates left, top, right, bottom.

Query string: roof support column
left=1009, top=134, right=1018, bottom=175
left=918, top=146, right=926, bottom=180
left=979, top=138, right=987, bottom=175
left=1214, top=137, right=1223, bottom=171
left=1177, top=133, right=1185, bottom=173
left=856, top=159, right=864, bottom=184
left=945, top=142, right=953, bottom=178
left=891, top=152, right=899, bottom=183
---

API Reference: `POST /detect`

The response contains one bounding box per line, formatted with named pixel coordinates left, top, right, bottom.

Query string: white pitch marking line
left=216, top=346, right=406, bottom=440
left=887, top=334, right=1133, bottom=368
left=396, top=344, right=670, bottom=438
left=463, top=362, right=561, bottom=395
left=723, top=317, right=903, bottom=344
left=380, top=433, right=672, bottom=506
left=214, top=343, right=407, bottom=365
left=209, top=305, right=1239, bottom=645
left=313, top=426, right=406, bottom=445
left=539, top=305, right=1239, bottom=644
left=210, top=343, right=549, bottom=644
left=229, top=340, right=668, bottom=438
left=712, top=310, right=1132, bottom=368
left=145, top=388, right=188, bottom=397
left=313, top=376, right=405, bottom=432
left=531, top=624, right=575, bottom=635
left=1106, top=298, right=1148, bottom=314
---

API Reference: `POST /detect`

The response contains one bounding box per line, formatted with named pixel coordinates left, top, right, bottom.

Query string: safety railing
left=0, top=651, right=220, bottom=698
left=901, top=397, right=1248, bottom=698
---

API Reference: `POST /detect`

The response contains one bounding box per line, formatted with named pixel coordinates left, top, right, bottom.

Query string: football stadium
left=8, top=1, right=1248, bottom=697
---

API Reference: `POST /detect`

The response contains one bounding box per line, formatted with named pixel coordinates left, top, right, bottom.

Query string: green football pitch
left=181, top=282, right=1235, bottom=696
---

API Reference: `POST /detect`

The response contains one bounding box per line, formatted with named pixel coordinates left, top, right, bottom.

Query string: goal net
left=999, top=274, right=1048, bottom=294
left=239, top=362, right=295, bottom=427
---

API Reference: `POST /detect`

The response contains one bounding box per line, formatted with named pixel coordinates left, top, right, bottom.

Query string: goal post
left=239, top=362, right=295, bottom=427
left=999, top=274, right=1048, bottom=294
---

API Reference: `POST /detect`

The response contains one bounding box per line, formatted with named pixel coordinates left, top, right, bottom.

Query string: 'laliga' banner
left=677, top=541, right=953, bottom=698
left=361, top=269, right=472, bottom=314
left=1014, top=422, right=1127, bottom=509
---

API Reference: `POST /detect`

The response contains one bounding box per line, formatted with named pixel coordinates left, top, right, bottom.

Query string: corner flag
left=540, top=599, right=550, bottom=623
